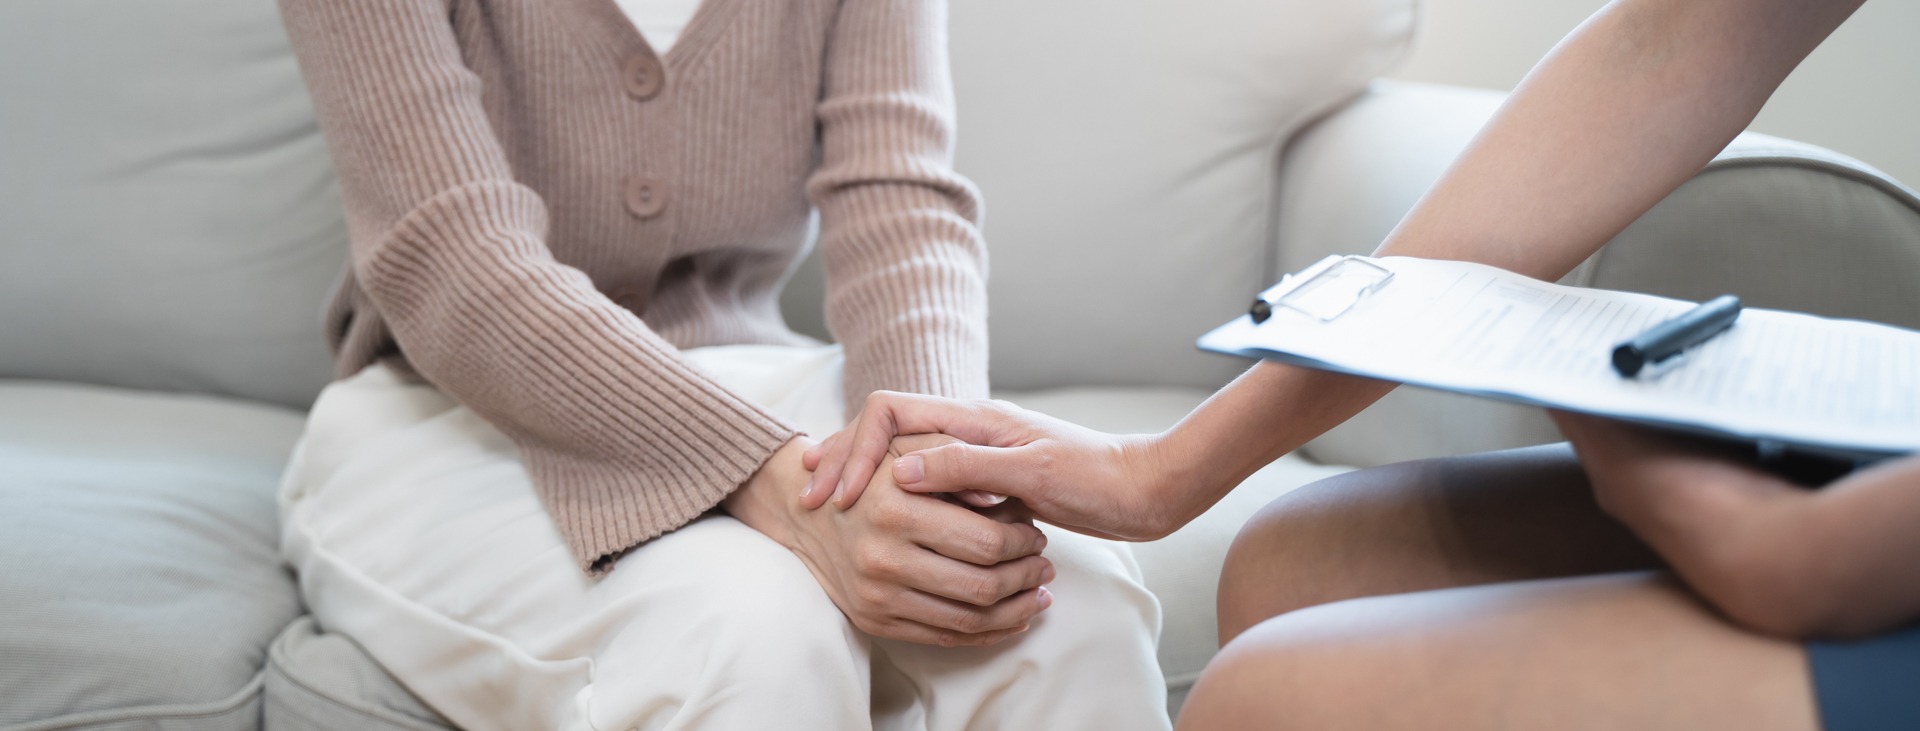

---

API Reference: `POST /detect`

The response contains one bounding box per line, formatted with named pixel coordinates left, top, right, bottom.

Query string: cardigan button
left=624, top=55, right=664, bottom=100
left=625, top=175, right=668, bottom=219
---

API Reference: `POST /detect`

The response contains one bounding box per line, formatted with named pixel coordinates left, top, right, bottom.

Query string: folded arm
left=1554, top=413, right=1920, bottom=639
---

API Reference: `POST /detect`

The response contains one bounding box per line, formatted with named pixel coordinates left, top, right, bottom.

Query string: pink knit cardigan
left=280, top=0, right=989, bottom=574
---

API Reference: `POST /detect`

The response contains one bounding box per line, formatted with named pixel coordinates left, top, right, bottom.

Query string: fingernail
left=1036, top=586, right=1053, bottom=609
left=800, top=481, right=813, bottom=498
left=1037, top=533, right=1048, bottom=551
left=1041, top=565, right=1056, bottom=584
left=1014, top=624, right=1030, bottom=634
left=979, top=492, right=1007, bottom=506
left=894, top=455, right=924, bottom=483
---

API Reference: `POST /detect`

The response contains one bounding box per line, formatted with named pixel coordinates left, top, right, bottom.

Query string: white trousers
left=279, top=345, right=1169, bottom=731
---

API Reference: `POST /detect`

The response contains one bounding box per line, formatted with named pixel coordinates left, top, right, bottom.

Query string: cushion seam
left=0, top=672, right=263, bottom=731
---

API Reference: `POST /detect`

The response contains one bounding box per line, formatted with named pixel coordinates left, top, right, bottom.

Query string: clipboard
left=1199, top=255, right=1920, bottom=461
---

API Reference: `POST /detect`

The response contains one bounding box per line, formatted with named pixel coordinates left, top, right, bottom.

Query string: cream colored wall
left=1390, top=0, right=1920, bottom=187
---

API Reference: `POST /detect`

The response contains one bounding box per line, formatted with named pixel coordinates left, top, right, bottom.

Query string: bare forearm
left=1152, top=362, right=1395, bottom=508
left=721, top=437, right=812, bottom=549
left=1377, top=0, right=1861, bottom=277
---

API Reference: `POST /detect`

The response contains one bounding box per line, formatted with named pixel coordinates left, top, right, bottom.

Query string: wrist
left=721, top=436, right=813, bottom=549
left=1132, top=428, right=1224, bottom=535
left=1151, top=419, right=1243, bottom=500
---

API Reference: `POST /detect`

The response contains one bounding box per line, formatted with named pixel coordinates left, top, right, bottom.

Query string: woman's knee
left=1013, top=530, right=1162, bottom=666
left=1193, top=575, right=1817, bottom=731
left=1181, top=604, right=1398, bottom=731
left=876, top=532, right=1169, bottom=728
left=604, top=517, right=862, bottom=670
left=1216, top=444, right=1631, bottom=643
left=1216, top=463, right=1435, bottom=642
left=574, top=518, right=874, bottom=729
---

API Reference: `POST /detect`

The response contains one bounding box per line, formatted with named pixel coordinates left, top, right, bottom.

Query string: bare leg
left=1181, top=572, right=1816, bottom=731
left=1218, top=444, right=1662, bottom=641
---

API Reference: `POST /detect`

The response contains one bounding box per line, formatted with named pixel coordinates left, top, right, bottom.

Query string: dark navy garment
left=1808, top=623, right=1920, bottom=731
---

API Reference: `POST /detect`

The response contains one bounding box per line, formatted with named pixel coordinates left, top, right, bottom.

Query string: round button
left=624, top=55, right=664, bottom=100
left=607, top=286, right=647, bottom=310
left=625, top=175, right=668, bottom=219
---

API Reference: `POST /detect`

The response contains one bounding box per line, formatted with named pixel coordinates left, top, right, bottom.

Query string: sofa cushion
left=0, top=0, right=348, bottom=409
left=0, top=381, right=305, bottom=730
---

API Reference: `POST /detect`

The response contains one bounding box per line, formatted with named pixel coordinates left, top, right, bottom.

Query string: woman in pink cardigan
left=274, top=0, right=1167, bottom=728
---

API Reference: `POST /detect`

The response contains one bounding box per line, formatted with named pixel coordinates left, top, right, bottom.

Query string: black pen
left=1612, top=294, right=1743, bottom=378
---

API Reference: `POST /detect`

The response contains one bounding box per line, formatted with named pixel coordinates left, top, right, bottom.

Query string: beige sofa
left=4, top=0, right=1917, bottom=728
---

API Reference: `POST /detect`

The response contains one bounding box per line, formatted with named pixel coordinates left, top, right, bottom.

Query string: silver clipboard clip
left=1249, top=256, right=1395, bottom=324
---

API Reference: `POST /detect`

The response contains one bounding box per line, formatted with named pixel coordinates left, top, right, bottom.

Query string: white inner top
left=613, top=0, right=704, bottom=54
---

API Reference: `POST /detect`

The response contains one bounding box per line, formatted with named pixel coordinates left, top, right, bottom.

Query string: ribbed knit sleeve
left=280, top=0, right=798, bottom=574
left=809, top=0, right=991, bottom=410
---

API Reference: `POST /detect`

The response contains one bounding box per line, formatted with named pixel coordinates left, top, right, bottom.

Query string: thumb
left=892, top=443, right=1033, bottom=500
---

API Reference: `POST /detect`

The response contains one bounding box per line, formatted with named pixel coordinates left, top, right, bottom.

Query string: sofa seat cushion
left=995, top=387, right=1353, bottom=716
left=0, top=381, right=306, bottom=730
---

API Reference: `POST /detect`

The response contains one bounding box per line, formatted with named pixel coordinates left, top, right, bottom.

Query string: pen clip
left=1610, top=294, right=1743, bottom=378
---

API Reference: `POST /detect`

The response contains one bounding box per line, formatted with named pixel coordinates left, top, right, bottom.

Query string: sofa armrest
left=1273, top=81, right=1920, bottom=468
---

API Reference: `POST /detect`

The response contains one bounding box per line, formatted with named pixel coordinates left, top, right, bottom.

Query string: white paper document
left=1198, top=256, right=1920, bottom=458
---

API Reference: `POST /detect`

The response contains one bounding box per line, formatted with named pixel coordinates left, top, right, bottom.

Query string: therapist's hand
left=804, top=392, right=1192, bottom=541
left=809, top=421, right=1010, bottom=511
left=801, top=393, right=1038, bottom=510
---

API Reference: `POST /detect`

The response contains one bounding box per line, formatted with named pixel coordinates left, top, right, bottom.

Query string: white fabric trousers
left=279, top=345, right=1170, bottom=731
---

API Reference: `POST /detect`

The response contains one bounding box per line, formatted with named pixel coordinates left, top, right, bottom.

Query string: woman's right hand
left=803, top=393, right=1195, bottom=541
left=724, top=436, right=1057, bottom=647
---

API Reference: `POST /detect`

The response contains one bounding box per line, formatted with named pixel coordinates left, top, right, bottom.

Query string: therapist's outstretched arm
left=802, top=0, right=1864, bottom=529
left=806, top=370, right=1391, bottom=540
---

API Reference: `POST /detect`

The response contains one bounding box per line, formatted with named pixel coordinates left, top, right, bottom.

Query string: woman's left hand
left=1550, top=411, right=1920, bottom=639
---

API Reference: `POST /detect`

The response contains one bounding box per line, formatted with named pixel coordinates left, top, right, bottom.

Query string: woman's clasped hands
left=723, top=434, right=1055, bottom=647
